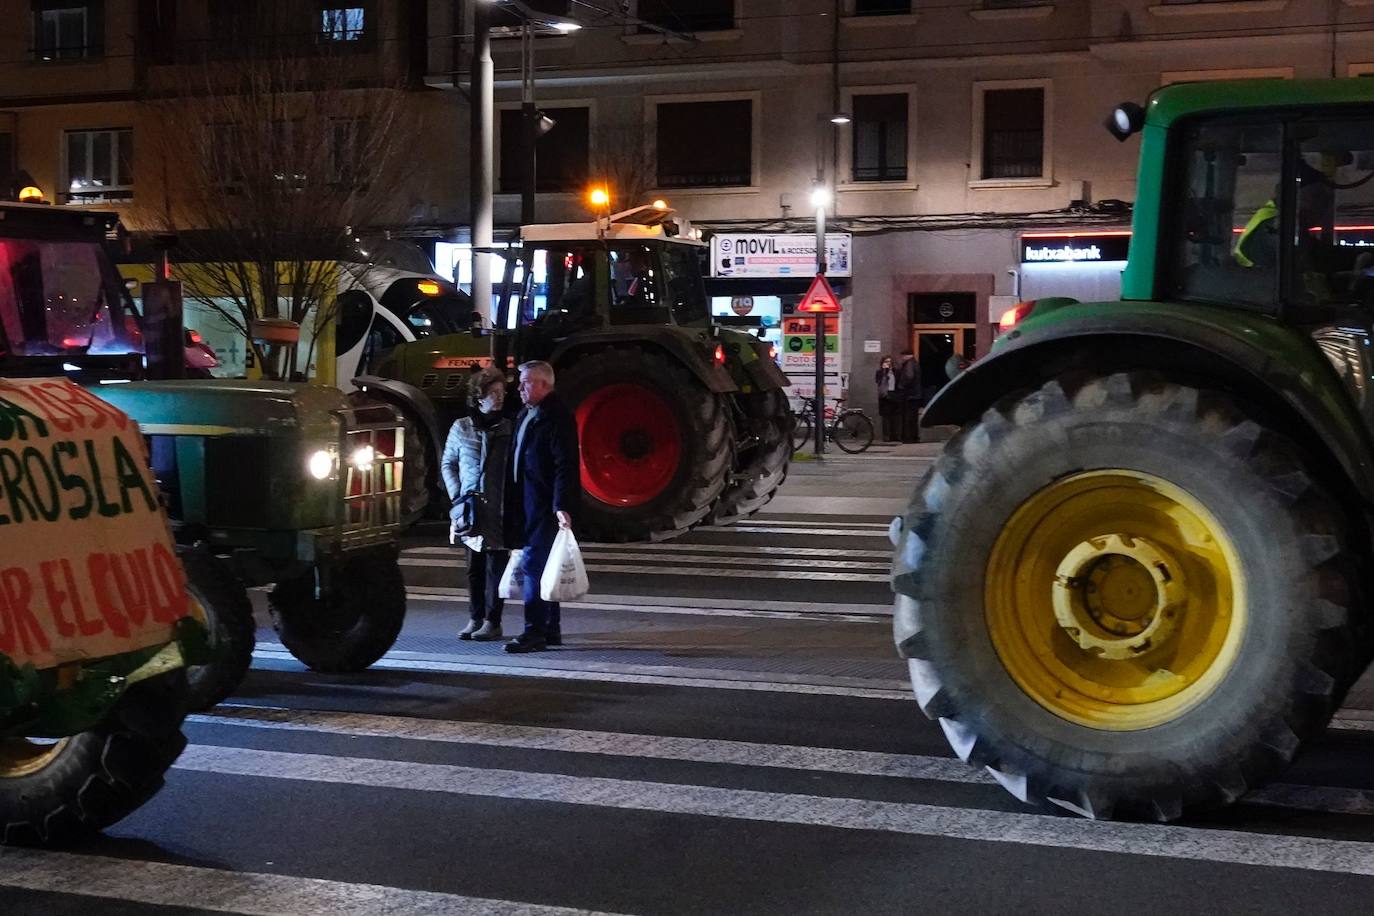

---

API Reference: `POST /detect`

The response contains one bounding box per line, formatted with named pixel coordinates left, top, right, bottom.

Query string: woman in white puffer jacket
left=440, top=366, right=513, bottom=641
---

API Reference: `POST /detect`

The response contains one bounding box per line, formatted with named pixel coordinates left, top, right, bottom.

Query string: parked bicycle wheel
left=791, top=410, right=814, bottom=452
left=833, top=411, right=875, bottom=453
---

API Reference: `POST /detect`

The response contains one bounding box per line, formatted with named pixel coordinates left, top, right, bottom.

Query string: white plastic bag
left=497, top=548, right=527, bottom=600
left=540, top=529, right=589, bottom=602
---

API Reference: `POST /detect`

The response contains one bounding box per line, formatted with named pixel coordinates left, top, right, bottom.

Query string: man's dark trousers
left=519, top=519, right=560, bottom=639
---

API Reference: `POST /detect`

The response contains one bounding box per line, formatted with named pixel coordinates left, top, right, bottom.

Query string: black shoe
left=505, top=635, right=547, bottom=654
left=546, top=631, right=562, bottom=647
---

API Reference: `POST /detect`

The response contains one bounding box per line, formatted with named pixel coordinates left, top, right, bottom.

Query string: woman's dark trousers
left=466, top=547, right=509, bottom=624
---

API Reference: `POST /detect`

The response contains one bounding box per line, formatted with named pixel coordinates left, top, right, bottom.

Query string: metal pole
left=520, top=22, right=537, bottom=225
left=470, top=0, right=494, bottom=325
left=813, top=197, right=826, bottom=457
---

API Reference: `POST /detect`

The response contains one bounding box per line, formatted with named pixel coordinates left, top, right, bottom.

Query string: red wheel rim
left=576, top=383, right=683, bottom=507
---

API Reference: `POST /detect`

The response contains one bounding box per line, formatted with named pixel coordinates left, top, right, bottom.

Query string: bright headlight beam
left=351, top=445, right=376, bottom=470
left=308, top=450, right=333, bottom=480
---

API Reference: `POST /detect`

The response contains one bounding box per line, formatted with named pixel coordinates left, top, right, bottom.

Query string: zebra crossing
left=8, top=495, right=1374, bottom=914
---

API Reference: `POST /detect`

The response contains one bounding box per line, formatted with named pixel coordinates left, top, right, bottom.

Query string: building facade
left=4, top=1, right=1374, bottom=409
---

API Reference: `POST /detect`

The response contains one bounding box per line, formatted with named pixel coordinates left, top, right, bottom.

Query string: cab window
left=1167, top=120, right=1284, bottom=310
left=1293, top=117, right=1374, bottom=311
left=608, top=245, right=669, bottom=324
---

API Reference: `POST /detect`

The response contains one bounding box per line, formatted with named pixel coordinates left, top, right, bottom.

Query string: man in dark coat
left=504, top=360, right=580, bottom=653
left=894, top=348, right=922, bottom=443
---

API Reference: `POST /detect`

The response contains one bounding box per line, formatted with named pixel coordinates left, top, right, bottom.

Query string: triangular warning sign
left=798, top=273, right=841, bottom=314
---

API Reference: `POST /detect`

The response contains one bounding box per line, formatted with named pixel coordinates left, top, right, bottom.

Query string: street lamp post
left=811, top=183, right=830, bottom=458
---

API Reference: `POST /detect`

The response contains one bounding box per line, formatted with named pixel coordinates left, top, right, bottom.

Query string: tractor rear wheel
left=711, top=388, right=791, bottom=525
left=268, top=546, right=407, bottom=673
left=892, top=373, right=1360, bottom=821
left=562, top=346, right=734, bottom=542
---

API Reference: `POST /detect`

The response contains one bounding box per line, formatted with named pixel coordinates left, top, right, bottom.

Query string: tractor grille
left=335, top=403, right=406, bottom=548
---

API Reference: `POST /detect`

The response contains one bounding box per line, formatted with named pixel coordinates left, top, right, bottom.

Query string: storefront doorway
left=909, top=292, right=977, bottom=393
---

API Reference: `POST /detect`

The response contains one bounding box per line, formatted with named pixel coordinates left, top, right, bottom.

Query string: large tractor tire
left=711, top=388, right=792, bottom=526
left=268, top=546, right=407, bottom=673
left=1, top=672, right=189, bottom=846
left=179, top=547, right=256, bottom=711
left=892, top=372, right=1360, bottom=822
left=561, top=346, right=734, bottom=543
left=346, top=392, right=432, bottom=526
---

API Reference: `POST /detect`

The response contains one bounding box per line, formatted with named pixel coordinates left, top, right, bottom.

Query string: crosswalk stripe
left=725, top=526, right=891, bottom=538
left=250, top=648, right=914, bottom=700
left=398, top=558, right=889, bottom=582
left=188, top=706, right=1374, bottom=819
left=404, top=544, right=893, bottom=560
left=0, top=848, right=619, bottom=916
left=171, top=745, right=1374, bottom=877
left=398, top=585, right=891, bottom=616
left=402, top=593, right=889, bottom=624
left=734, top=518, right=891, bottom=529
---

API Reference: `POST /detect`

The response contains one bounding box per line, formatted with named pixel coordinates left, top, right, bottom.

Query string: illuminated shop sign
left=1020, top=232, right=1131, bottom=264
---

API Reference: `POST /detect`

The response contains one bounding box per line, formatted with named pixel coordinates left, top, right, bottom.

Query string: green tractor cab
left=895, top=77, right=1374, bottom=821
left=0, top=377, right=211, bottom=846
left=357, top=205, right=792, bottom=542
left=0, top=201, right=409, bottom=713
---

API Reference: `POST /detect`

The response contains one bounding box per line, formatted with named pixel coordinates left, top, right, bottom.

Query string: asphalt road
left=7, top=444, right=1374, bottom=915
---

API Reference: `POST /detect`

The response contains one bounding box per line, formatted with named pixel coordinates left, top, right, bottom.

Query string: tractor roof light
left=588, top=186, right=610, bottom=208
left=1106, top=102, right=1146, bottom=142
left=417, top=279, right=442, bottom=296
left=17, top=185, right=45, bottom=203
left=652, top=198, right=669, bottom=210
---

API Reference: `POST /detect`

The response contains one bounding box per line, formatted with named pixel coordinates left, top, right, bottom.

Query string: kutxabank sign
left=711, top=234, right=853, bottom=278
left=0, top=378, right=192, bottom=671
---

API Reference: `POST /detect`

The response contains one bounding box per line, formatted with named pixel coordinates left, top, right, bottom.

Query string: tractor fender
left=351, top=375, right=444, bottom=459
left=550, top=329, right=738, bottom=394
left=923, top=303, right=1374, bottom=503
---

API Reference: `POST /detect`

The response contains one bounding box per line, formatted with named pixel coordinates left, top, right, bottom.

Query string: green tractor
left=895, top=78, right=1374, bottom=821
left=0, top=201, right=409, bottom=713
left=0, top=376, right=210, bottom=845
left=355, top=206, right=792, bottom=542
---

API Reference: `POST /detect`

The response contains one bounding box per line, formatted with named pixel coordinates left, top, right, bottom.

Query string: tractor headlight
left=350, top=445, right=376, bottom=471
left=307, top=449, right=334, bottom=480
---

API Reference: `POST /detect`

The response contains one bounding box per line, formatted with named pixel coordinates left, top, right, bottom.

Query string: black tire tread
left=711, top=388, right=792, bottom=525
left=892, top=371, right=1361, bottom=822
left=179, top=547, right=255, bottom=711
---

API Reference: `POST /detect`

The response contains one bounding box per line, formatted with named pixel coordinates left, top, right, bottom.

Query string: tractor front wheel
left=1, top=672, right=189, bottom=846
left=563, top=347, right=734, bottom=542
left=179, top=547, right=256, bottom=711
left=268, top=546, right=407, bottom=673
left=892, top=373, right=1359, bottom=821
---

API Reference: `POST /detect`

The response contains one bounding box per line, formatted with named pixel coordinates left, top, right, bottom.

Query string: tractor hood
left=92, top=380, right=348, bottom=440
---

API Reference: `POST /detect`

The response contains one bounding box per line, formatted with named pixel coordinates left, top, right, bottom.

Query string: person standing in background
left=441, top=366, right=512, bottom=641
left=895, top=349, right=921, bottom=443
left=874, top=355, right=900, bottom=443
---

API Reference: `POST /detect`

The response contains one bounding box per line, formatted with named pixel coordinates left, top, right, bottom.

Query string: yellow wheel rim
left=0, top=737, right=69, bottom=778
left=986, top=470, right=1246, bottom=731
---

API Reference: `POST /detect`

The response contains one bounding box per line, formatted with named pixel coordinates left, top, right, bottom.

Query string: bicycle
left=790, top=396, right=876, bottom=454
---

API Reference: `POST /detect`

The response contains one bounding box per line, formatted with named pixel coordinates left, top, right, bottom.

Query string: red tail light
left=999, top=301, right=1036, bottom=332
left=188, top=330, right=203, bottom=344
left=713, top=344, right=725, bottom=364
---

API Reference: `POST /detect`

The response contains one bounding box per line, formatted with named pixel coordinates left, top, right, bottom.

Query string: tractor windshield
left=1292, top=117, right=1374, bottom=311
left=0, top=238, right=139, bottom=356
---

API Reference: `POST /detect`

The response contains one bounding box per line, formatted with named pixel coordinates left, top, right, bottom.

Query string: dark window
left=0, top=133, right=14, bottom=182
left=34, top=2, right=103, bottom=60
left=637, top=0, right=733, bottom=33
left=207, top=0, right=258, bottom=57
left=491, top=0, right=570, bottom=32
left=656, top=100, right=752, bottom=188
left=1167, top=119, right=1283, bottom=310
left=909, top=293, right=976, bottom=325
left=320, top=6, right=367, bottom=42
left=855, top=0, right=910, bottom=14
left=65, top=128, right=133, bottom=202
left=981, top=87, right=1045, bottom=179
left=137, top=0, right=176, bottom=64
left=499, top=107, right=590, bottom=194
left=329, top=117, right=370, bottom=187
left=852, top=94, right=907, bottom=182
left=1293, top=117, right=1374, bottom=311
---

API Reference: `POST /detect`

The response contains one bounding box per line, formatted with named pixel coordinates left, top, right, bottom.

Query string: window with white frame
left=34, top=2, right=101, bottom=60
left=65, top=128, right=132, bottom=202
left=852, top=93, right=908, bottom=182
left=655, top=99, right=752, bottom=188
left=636, top=0, right=734, bottom=33
left=320, top=6, right=366, bottom=42
left=978, top=85, right=1047, bottom=181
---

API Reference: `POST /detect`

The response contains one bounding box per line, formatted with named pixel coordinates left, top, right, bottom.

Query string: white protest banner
left=0, top=378, right=191, bottom=671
